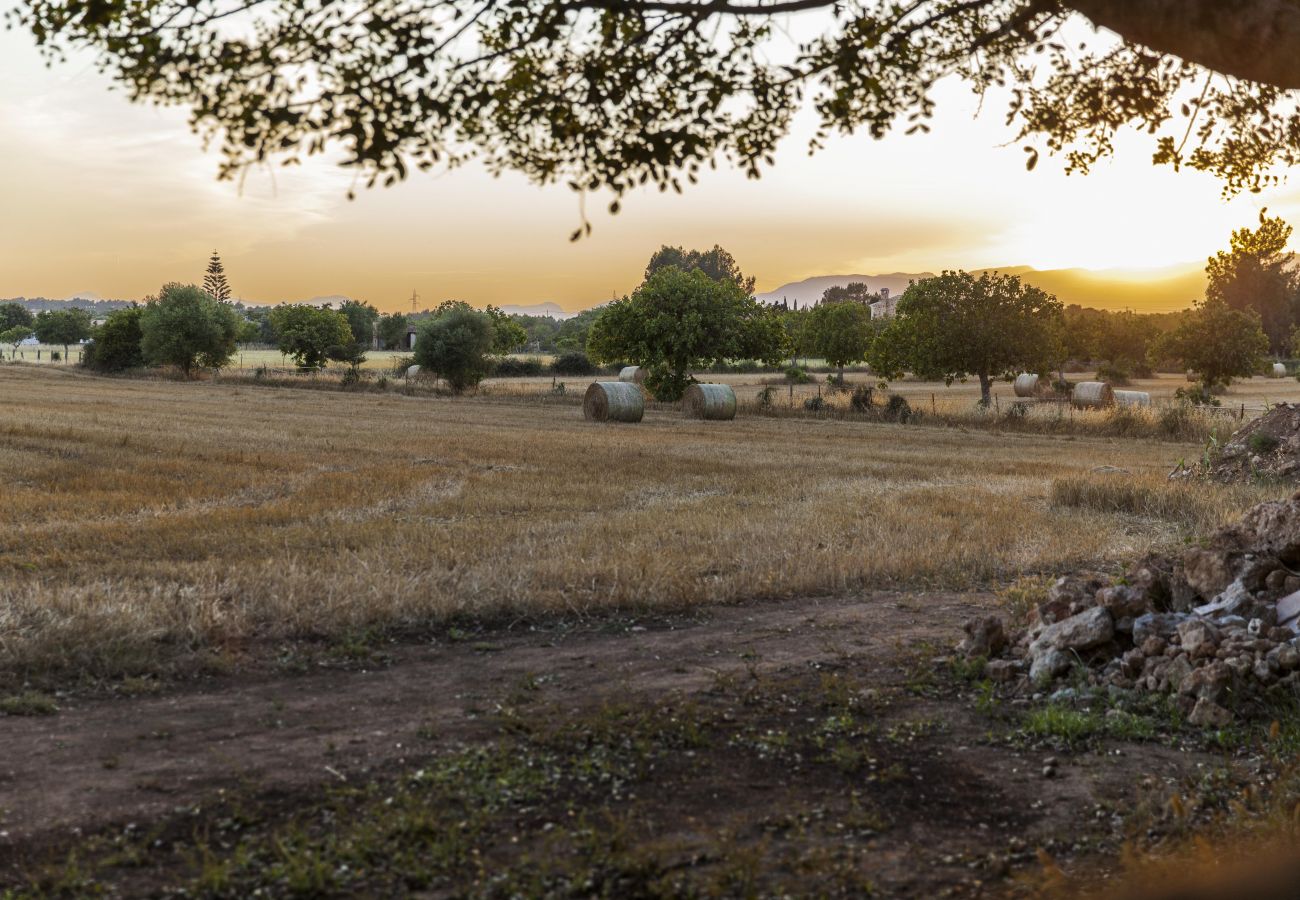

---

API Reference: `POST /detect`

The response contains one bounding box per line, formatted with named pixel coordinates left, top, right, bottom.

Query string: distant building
left=405, top=324, right=418, bottom=349
left=868, top=288, right=898, bottom=319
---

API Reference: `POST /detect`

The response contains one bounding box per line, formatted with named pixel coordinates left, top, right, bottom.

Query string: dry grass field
left=0, top=364, right=1278, bottom=688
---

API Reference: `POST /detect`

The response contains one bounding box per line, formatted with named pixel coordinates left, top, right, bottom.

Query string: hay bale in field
left=583, top=381, right=644, bottom=422
left=1072, top=381, right=1115, bottom=408
left=1113, top=389, right=1151, bottom=407
left=1013, top=373, right=1047, bottom=398
left=683, top=383, right=737, bottom=420
left=618, top=365, right=647, bottom=384
left=406, top=364, right=422, bottom=380
left=1273, top=362, right=1288, bottom=378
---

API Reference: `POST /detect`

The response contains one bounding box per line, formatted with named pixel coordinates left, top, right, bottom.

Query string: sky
left=3, top=11, right=1300, bottom=313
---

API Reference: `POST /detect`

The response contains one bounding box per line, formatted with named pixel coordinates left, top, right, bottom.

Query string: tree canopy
left=803, top=299, right=875, bottom=379
left=84, top=305, right=146, bottom=372
left=1204, top=211, right=1300, bottom=355
left=645, top=245, right=755, bottom=293
left=0, top=303, right=34, bottom=332
left=413, top=307, right=496, bottom=393
left=19, top=2, right=1291, bottom=209
left=339, top=299, right=381, bottom=347
left=269, top=305, right=355, bottom=369
left=33, top=308, right=93, bottom=355
left=1151, top=300, right=1270, bottom=391
left=587, top=265, right=787, bottom=400
left=140, top=283, right=241, bottom=375
left=870, top=270, right=1062, bottom=404
left=203, top=251, right=232, bottom=303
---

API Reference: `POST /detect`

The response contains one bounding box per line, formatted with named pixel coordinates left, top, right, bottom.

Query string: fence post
left=931, top=393, right=936, bottom=415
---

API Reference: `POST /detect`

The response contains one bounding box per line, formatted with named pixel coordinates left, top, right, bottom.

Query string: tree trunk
left=978, top=372, right=992, bottom=406
left=1067, top=0, right=1300, bottom=89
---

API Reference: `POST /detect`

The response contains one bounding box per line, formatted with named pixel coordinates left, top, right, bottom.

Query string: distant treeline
left=1, top=297, right=136, bottom=315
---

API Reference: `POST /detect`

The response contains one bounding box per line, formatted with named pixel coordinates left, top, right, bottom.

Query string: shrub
left=140, top=283, right=241, bottom=376
left=413, top=307, right=495, bottom=393
left=390, top=355, right=415, bottom=376
left=1249, top=433, right=1281, bottom=455
left=756, top=385, right=778, bottom=410
left=83, top=306, right=145, bottom=372
left=803, top=395, right=826, bottom=412
left=493, top=357, right=545, bottom=377
left=785, top=365, right=810, bottom=384
left=550, top=351, right=596, bottom=376
left=1095, top=362, right=1131, bottom=385
left=1175, top=384, right=1220, bottom=406
left=849, top=384, right=875, bottom=412
left=881, top=394, right=912, bottom=423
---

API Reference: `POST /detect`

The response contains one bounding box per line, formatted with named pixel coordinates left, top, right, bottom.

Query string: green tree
left=0, top=325, right=32, bottom=359
left=22, top=2, right=1299, bottom=204
left=1150, top=301, right=1269, bottom=392
left=236, top=318, right=261, bottom=344
left=820, top=283, right=874, bottom=305
left=84, top=306, right=145, bottom=372
left=0, top=303, right=33, bottom=332
left=645, top=245, right=756, bottom=294
left=554, top=308, right=602, bottom=352
left=268, top=305, right=354, bottom=369
left=870, top=271, right=1063, bottom=406
left=203, top=250, right=232, bottom=302
left=413, top=307, right=495, bottom=393
left=33, top=308, right=93, bottom=360
left=804, top=300, right=875, bottom=382
left=486, top=305, right=527, bottom=355
left=139, top=283, right=241, bottom=376
left=339, top=299, right=380, bottom=346
left=587, top=266, right=787, bottom=400
left=376, top=312, right=410, bottom=350
left=1205, top=212, right=1300, bottom=355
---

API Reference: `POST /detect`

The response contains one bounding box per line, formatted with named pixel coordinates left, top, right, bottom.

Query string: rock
left=1285, top=575, right=1300, bottom=595
left=1139, top=636, right=1167, bottom=656
left=1133, top=613, right=1187, bottom=646
left=1179, top=661, right=1233, bottom=704
left=1225, top=655, right=1252, bottom=678
left=1188, top=697, right=1233, bottom=727
left=1047, top=572, right=1108, bottom=609
left=1177, top=619, right=1221, bottom=660
left=1271, top=642, right=1300, bottom=671
left=958, top=615, right=1007, bottom=658
left=1030, top=649, right=1072, bottom=683
left=1163, top=655, right=1194, bottom=692
left=1120, top=648, right=1145, bottom=678
left=1278, top=590, right=1300, bottom=629
left=1254, top=659, right=1277, bottom=683
left=1030, top=607, right=1115, bottom=658
left=1266, top=568, right=1291, bottom=594
left=1232, top=496, right=1300, bottom=564
left=1097, top=585, right=1149, bottom=619
left=1182, top=548, right=1241, bottom=601
left=1127, top=554, right=1174, bottom=611
left=985, top=659, right=1021, bottom=683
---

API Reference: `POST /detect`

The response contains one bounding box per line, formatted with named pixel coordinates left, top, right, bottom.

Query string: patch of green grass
left=0, top=691, right=59, bottom=716
left=1023, top=705, right=1106, bottom=745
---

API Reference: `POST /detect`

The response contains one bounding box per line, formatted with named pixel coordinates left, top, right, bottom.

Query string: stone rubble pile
left=1174, top=401, right=1300, bottom=482
left=961, top=492, right=1300, bottom=724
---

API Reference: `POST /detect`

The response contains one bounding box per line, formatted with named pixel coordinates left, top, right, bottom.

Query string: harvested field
left=0, top=365, right=1280, bottom=688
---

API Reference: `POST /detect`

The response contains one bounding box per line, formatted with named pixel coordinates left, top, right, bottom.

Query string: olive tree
left=587, top=266, right=787, bottom=400
left=0, top=326, right=32, bottom=360
left=413, top=307, right=496, bottom=393
left=268, top=304, right=354, bottom=369
left=17, top=1, right=1298, bottom=209
left=84, top=306, right=145, bottom=372
left=1150, top=301, right=1270, bottom=392
left=804, top=300, right=876, bottom=383
left=870, top=271, right=1063, bottom=406
left=140, top=283, right=241, bottom=375
left=33, top=308, right=93, bottom=360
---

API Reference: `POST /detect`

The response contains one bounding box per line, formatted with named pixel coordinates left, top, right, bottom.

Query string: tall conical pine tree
left=203, top=250, right=232, bottom=302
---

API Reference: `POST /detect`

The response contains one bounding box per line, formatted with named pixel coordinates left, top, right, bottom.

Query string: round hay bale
left=406, top=364, right=422, bottom=380
left=1113, top=389, right=1151, bottom=407
left=1013, top=373, right=1045, bottom=398
left=618, top=365, right=647, bottom=384
left=683, top=383, right=737, bottom=420
left=583, top=381, right=644, bottom=422
left=1274, top=362, right=1288, bottom=378
left=1072, top=381, right=1115, bottom=408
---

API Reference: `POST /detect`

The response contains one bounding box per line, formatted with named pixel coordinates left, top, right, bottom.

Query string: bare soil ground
left=0, top=590, right=1268, bottom=897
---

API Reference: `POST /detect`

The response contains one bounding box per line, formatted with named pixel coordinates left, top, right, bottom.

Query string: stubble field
left=0, top=364, right=1274, bottom=688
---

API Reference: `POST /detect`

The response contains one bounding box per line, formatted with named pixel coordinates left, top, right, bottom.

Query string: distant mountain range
left=755, top=264, right=1205, bottom=313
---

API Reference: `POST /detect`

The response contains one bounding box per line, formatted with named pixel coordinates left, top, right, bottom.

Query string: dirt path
left=0, top=591, right=965, bottom=844
left=0, top=590, right=1246, bottom=896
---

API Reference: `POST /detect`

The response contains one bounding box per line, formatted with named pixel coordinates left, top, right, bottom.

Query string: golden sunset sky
left=3, top=12, right=1299, bottom=314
